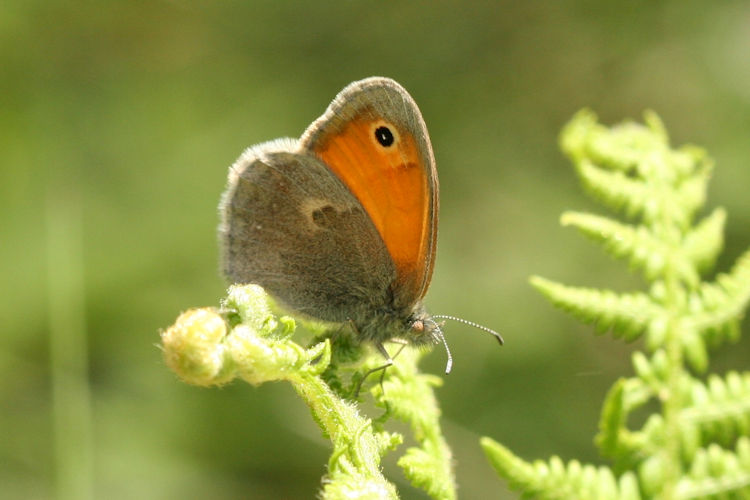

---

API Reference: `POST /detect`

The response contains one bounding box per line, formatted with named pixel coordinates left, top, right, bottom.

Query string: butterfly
left=219, top=77, right=501, bottom=372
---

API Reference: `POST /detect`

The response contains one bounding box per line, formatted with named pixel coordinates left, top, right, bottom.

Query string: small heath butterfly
left=219, top=77, right=501, bottom=372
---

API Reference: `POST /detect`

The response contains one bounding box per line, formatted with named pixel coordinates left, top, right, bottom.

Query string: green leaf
left=597, top=379, right=629, bottom=458
left=374, top=348, right=457, bottom=500
left=481, top=438, right=642, bottom=500
left=530, top=276, right=660, bottom=341
left=561, top=211, right=699, bottom=286
left=575, top=159, right=654, bottom=220
left=597, top=375, right=654, bottom=466
left=688, top=249, right=750, bottom=347
left=682, top=372, right=750, bottom=448
left=502, top=110, right=750, bottom=500
left=561, top=109, right=668, bottom=175
left=674, top=438, right=750, bottom=499
left=683, top=209, right=725, bottom=273
left=674, top=148, right=713, bottom=221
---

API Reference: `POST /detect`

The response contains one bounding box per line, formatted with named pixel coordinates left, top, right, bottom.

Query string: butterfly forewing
left=301, top=77, right=439, bottom=307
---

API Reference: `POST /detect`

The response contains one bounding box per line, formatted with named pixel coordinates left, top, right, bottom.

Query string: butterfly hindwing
left=220, top=140, right=396, bottom=323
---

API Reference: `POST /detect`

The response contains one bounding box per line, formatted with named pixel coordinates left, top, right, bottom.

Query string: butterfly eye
left=374, top=125, right=395, bottom=147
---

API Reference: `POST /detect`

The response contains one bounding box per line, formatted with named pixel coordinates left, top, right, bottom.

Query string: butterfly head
left=405, top=308, right=453, bottom=374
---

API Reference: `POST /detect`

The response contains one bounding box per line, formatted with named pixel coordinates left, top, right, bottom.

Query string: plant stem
left=659, top=197, right=687, bottom=500
left=46, top=186, right=93, bottom=500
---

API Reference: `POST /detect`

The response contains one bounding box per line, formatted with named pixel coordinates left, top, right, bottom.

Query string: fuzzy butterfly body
left=219, top=77, right=442, bottom=353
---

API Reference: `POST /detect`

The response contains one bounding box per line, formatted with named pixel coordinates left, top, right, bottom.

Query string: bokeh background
left=4, top=2, right=750, bottom=498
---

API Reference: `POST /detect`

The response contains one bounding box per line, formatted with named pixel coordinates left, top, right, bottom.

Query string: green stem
left=658, top=209, right=687, bottom=500
left=292, top=373, right=384, bottom=473
left=46, top=186, right=93, bottom=500
left=662, top=315, right=684, bottom=499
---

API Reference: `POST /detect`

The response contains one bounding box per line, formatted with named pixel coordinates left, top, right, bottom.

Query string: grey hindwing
left=220, top=148, right=396, bottom=323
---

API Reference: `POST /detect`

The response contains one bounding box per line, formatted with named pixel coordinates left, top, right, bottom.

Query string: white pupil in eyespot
left=374, top=126, right=395, bottom=147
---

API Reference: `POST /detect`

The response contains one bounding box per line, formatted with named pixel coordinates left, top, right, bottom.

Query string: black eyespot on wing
left=374, top=126, right=395, bottom=147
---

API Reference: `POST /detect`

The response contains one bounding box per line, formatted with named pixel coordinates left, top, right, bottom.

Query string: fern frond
left=530, top=276, right=660, bottom=341
left=675, top=157, right=713, bottom=227
left=561, top=211, right=699, bottom=286
left=560, top=110, right=672, bottom=222
left=497, top=110, right=750, bottom=500
left=481, top=438, right=642, bottom=500
left=397, top=447, right=453, bottom=500
left=682, top=372, right=750, bottom=447
left=683, top=208, right=726, bottom=274
left=678, top=326, right=710, bottom=374
left=597, top=380, right=628, bottom=458
left=674, top=438, right=750, bottom=499
left=632, top=350, right=669, bottom=389
left=561, top=109, right=667, bottom=174
left=561, top=110, right=713, bottom=230
left=598, top=357, right=671, bottom=465
left=373, top=348, right=457, bottom=500
left=688, top=249, right=750, bottom=347
left=575, top=159, right=653, bottom=219
left=597, top=377, right=653, bottom=466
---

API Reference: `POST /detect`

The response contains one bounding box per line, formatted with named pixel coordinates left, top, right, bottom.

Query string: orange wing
left=301, top=79, right=437, bottom=304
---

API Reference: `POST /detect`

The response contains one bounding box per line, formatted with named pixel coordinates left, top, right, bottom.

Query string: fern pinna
left=482, top=110, right=750, bottom=499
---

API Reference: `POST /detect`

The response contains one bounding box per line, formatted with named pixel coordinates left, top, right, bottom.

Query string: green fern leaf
left=495, top=110, right=750, bottom=500
left=375, top=348, right=457, bottom=500
left=687, top=249, right=750, bottom=347
left=680, top=326, right=710, bottom=374
left=561, top=211, right=699, bottom=286
left=397, top=447, right=454, bottom=500
left=576, top=159, right=654, bottom=220
left=675, top=160, right=714, bottom=230
left=682, top=372, right=750, bottom=448
left=683, top=208, right=726, bottom=274
left=632, top=350, right=669, bottom=389
left=674, top=438, right=750, bottom=499
left=481, top=438, right=642, bottom=500
left=561, top=109, right=667, bottom=174
left=597, top=375, right=655, bottom=465
left=562, top=110, right=713, bottom=231
left=598, top=379, right=628, bottom=459
left=530, top=276, right=660, bottom=341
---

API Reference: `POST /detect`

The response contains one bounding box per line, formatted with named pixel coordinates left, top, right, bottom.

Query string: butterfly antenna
left=433, top=315, right=504, bottom=346
left=433, top=327, right=453, bottom=374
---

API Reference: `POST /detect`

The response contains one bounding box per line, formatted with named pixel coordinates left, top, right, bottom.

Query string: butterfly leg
left=376, top=340, right=411, bottom=386
left=354, top=342, right=392, bottom=398
left=354, top=340, right=410, bottom=397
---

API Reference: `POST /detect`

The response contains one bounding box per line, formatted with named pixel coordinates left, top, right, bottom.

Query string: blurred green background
left=4, top=1, right=750, bottom=498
